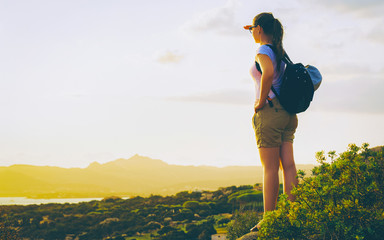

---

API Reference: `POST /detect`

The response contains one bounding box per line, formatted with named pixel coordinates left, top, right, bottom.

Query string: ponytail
left=253, top=13, right=285, bottom=71
left=272, top=18, right=284, bottom=69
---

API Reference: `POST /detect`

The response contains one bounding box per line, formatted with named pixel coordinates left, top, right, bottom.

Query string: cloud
left=167, top=89, right=254, bottom=105
left=181, top=0, right=241, bottom=36
left=366, top=20, right=384, bottom=44
left=155, top=50, right=184, bottom=64
left=319, top=62, right=368, bottom=79
left=166, top=72, right=384, bottom=114
left=303, top=0, right=384, bottom=18
left=311, top=74, right=384, bottom=114
left=65, top=93, right=88, bottom=98
left=306, top=1, right=384, bottom=45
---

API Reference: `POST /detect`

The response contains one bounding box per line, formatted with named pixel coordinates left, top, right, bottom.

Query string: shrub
left=226, top=210, right=261, bottom=240
left=183, top=201, right=200, bottom=212
left=186, top=219, right=216, bottom=240
left=102, top=196, right=122, bottom=203
left=0, top=221, right=20, bottom=240
left=217, top=217, right=231, bottom=226
left=257, top=144, right=384, bottom=239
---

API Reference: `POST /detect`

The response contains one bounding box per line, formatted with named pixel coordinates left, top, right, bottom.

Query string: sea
left=0, top=197, right=105, bottom=206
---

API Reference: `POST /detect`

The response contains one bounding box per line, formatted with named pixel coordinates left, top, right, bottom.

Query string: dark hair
left=253, top=13, right=284, bottom=68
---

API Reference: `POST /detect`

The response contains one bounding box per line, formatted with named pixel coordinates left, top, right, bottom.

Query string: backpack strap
left=255, top=60, right=276, bottom=107
left=265, top=44, right=292, bottom=64
left=255, top=44, right=291, bottom=71
left=255, top=44, right=292, bottom=104
left=270, top=86, right=279, bottom=100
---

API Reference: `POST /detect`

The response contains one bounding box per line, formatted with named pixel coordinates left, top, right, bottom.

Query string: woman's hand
left=254, top=100, right=265, bottom=113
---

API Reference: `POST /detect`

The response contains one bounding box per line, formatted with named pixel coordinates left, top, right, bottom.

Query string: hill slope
left=0, top=155, right=314, bottom=197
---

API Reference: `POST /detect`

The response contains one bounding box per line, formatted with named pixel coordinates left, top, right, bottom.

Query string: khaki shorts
left=252, top=98, right=298, bottom=148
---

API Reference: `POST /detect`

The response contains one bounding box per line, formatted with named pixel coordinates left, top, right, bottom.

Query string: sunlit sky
left=1, top=0, right=383, bottom=168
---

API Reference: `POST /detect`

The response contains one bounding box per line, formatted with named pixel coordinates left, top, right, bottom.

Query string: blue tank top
left=250, top=44, right=285, bottom=100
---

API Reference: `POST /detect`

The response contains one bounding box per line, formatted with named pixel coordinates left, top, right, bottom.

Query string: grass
left=125, top=234, right=152, bottom=240
left=215, top=227, right=228, bottom=234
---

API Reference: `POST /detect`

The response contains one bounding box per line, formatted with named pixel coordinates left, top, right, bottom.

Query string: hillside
left=0, top=155, right=314, bottom=197
left=0, top=185, right=255, bottom=240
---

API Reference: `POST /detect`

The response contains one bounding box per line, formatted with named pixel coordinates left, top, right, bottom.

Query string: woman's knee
left=281, top=161, right=296, bottom=173
left=263, top=163, right=279, bottom=174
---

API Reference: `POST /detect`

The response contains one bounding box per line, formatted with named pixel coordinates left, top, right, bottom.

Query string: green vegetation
left=226, top=210, right=261, bottom=240
left=0, top=185, right=260, bottom=240
left=2, top=144, right=382, bottom=239
left=228, top=144, right=384, bottom=240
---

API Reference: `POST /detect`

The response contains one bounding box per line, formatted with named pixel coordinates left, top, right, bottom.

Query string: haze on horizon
left=0, top=154, right=316, bottom=198
left=1, top=0, right=383, bottom=168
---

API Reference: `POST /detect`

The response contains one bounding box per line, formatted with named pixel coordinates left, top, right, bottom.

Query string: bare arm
left=254, top=53, right=274, bottom=112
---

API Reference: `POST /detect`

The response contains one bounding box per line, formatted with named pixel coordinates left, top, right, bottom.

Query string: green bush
left=183, top=201, right=200, bottom=211
left=256, top=144, right=384, bottom=239
left=226, top=210, right=261, bottom=240
left=0, top=221, right=20, bottom=240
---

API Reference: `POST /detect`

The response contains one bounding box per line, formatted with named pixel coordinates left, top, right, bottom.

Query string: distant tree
left=173, top=208, right=194, bottom=221
left=175, top=191, right=190, bottom=200
left=185, top=219, right=216, bottom=240
left=199, top=218, right=217, bottom=240
left=217, top=217, right=231, bottom=226
left=165, top=229, right=186, bottom=240
left=185, top=223, right=201, bottom=239
left=112, top=236, right=125, bottom=240
left=148, top=194, right=163, bottom=204
left=0, top=221, right=20, bottom=240
left=198, top=229, right=212, bottom=240
left=102, top=196, right=122, bottom=203
left=157, top=226, right=177, bottom=235
left=44, top=228, right=66, bottom=240
left=227, top=189, right=255, bottom=205
left=176, top=191, right=202, bottom=201
left=182, top=201, right=200, bottom=212
left=144, top=221, right=162, bottom=232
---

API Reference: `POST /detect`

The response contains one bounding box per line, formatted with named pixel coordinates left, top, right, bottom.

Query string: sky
left=1, top=0, right=383, bottom=168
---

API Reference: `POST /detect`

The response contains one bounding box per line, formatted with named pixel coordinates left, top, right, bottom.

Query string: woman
left=244, top=12, right=298, bottom=231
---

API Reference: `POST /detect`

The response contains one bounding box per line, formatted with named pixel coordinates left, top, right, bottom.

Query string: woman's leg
left=279, top=141, right=298, bottom=201
left=259, top=147, right=280, bottom=212
left=250, top=147, right=280, bottom=231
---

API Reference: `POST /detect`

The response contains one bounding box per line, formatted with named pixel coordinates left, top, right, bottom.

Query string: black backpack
left=256, top=45, right=318, bottom=114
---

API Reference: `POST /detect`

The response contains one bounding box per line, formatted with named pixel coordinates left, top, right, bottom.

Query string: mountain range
left=0, top=155, right=314, bottom=198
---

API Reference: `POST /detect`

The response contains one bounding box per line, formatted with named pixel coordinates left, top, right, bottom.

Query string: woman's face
left=251, top=25, right=261, bottom=43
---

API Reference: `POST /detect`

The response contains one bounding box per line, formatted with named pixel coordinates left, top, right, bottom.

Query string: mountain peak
left=95, top=155, right=168, bottom=169
left=126, top=154, right=168, bottom=166
left=86, top=155, right=168, bottom=169
left=88, top=161, right=101, bottom=168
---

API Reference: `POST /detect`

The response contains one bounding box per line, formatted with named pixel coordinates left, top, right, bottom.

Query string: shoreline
left=0, top=197, right=129, bottom=206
